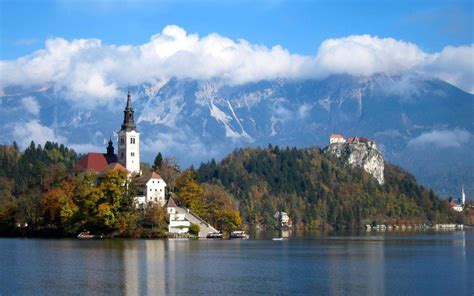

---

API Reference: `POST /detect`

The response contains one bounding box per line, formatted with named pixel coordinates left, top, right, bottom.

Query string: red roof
left=330, top=134, right=344, bottom=139
left=76, top=153, right=109, bottom=172
left=150, top=171, right=163, bottom=179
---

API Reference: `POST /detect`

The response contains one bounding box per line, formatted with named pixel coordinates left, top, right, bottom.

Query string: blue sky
left=1, top=0, right=472, bottom=59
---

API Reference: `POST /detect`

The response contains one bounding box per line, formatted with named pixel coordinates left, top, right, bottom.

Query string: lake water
left=0, top=231, right=472, bottom=295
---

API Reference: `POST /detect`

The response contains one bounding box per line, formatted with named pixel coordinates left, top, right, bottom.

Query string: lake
left=0, top=231, right=472, bottom=295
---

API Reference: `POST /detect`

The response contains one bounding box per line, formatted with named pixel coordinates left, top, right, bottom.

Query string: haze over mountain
left=0, top=26, right=473, bottom=197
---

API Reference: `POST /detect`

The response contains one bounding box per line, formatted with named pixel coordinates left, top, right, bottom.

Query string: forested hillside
left=0, top=142, right=463, bottom=236
left=197, top=146, right=462, bottom=229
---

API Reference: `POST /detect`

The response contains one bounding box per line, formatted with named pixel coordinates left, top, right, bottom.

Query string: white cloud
left=408, top=129, right=471, bottom=149
left=1, top=25, right=473, bottom=109
left=11, top=120, right=102, bottom=154
left=21, top=96, right=40, bottom=115
left=13, top=120, right=66, bottom=149
left=420, top=45, right=474, bottom=93
left=314, top=35, right=428, bottom=76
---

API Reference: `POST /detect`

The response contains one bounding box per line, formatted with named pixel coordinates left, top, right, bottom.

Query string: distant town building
left=274, top=211, right=292, bottom=228
left=450, top=186, right=466, bottom=212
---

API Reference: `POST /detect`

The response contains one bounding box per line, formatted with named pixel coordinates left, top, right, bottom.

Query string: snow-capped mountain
left=1, top=74, right=472, bottom=197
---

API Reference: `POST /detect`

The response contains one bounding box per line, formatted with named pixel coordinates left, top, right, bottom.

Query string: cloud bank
left=1, top=25, right=472, bottom=108
left=408, top=128, right=471, bottom=149
left=13, top=120, right=66, bottom=149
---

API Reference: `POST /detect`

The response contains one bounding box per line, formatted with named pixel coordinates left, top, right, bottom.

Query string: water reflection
left=0, top=231, right=472, bottom=295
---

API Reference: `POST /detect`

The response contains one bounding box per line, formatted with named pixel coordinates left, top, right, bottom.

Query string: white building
left=166, top=198, right=191, bottom=234
left=118, top=91, right=141, bottom=175
left=274, top=211, right=292, bottom=228
left=452, top=186, right=466, bottom=212
left=135, top=171, right=167, bottom=208
left=166, top=197, right=219, bottom=237
left=330, top=134, right=346, bottom=144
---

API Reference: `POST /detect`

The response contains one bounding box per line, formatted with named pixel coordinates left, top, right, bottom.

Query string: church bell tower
left=118, top=91, right=140, bottom=174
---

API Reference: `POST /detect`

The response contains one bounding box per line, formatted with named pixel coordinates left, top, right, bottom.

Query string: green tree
left=189, top=223, right=200, bottom=236
left=153, top=152, right=163, bottom=171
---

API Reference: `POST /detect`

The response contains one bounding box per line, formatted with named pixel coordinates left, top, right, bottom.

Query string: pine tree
left=153, top=152, right=163, bottom=171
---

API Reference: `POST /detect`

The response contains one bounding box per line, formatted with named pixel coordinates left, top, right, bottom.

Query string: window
left=121, top=152, right=124, bottom=159
left=120, top=137, right=124, bottom=145
left=155, top=189, right=157, bottom=191
left=130, top=138, right=135, bottom=144
left=150, top=189, right=152, bottom=192
left=131, top=152, right=135, bottom=157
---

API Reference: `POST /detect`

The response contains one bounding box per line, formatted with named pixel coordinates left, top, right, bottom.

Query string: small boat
left=229, top=231, right=249, bottom=239
left=272, top=237, right=284, bottom=241
left=206, top=232, right=223, bottom=239
left=77, top=231, right=104, bottom=239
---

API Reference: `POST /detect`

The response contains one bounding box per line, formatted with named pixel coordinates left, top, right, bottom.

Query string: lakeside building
left=274, top=211, right=292, bottom=228
left=167, top=197, right=219, bottom=237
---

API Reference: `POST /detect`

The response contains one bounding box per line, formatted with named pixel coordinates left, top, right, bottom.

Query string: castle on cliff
left=327, top=134, right=384, bottom=185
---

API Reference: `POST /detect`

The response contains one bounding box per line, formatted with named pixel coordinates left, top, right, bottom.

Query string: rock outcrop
left=326, top=140, right=385, bottom=185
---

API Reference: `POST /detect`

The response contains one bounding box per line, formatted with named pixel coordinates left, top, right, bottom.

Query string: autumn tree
left=41, top=180, right=77, bottom=229
left=175, top=168, right=205, bottom=216
left=200, top=183, right=241, bottom=232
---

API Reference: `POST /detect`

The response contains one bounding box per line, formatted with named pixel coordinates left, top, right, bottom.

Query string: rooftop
left=76, top=152, right=112, bottom=173
left=134, top=171, right=163, bottom=186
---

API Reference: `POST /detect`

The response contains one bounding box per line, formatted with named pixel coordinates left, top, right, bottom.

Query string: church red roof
left=76, top=153, right=110, bottom=172
left=330, top=134, right=344, bottom=139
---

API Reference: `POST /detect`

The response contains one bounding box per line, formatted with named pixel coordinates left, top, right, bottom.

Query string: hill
left=197, top=145, right=463, bottom=229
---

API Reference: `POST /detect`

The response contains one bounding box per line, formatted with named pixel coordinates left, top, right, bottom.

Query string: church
left=76, top=91, right=167, bottom=208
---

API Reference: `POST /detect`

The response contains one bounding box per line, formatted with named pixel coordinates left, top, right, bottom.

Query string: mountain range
left=0, top=73, right=472, bottom=197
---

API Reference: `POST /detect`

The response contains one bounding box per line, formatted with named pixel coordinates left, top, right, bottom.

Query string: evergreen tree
left=153, top=152, right=163, bottom=171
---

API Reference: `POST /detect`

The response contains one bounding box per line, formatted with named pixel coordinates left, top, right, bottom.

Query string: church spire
left=106, top=136, right=115, bottom=157
left=121, top=90, right=137, bottom=132
left=126, top=90, right=132, bottom=109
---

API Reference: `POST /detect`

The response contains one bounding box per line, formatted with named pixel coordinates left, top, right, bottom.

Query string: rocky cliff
left=326, top=141, right=385, bottom=185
